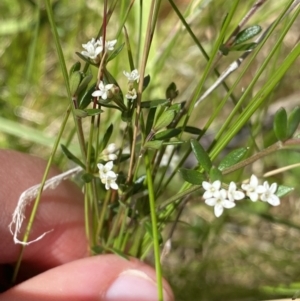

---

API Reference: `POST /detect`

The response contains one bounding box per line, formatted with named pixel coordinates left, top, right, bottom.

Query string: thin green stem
left=12, top=107, right=71, bottom=283
left=144, top=150, right=164, bottom=301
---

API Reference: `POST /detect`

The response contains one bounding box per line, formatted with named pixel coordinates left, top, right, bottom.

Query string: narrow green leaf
left=74, top=109, right=88, bottom=118
left=146, top=108, right=156, bottom=135
left=84, top=109, right=103, bottom=116
left=61, top=144, right=85, bottom=168
left=168, top=103, right=181, bottom=113
left=182, top=126, right=202, bottom=135
left=230, top=42, right=257, bottom=52
left=144, top=140, right=163, bottom=150
left=143, top=75, right=151, bottom=91
left=69, top=61, right=81, bottom=76
left=69, top=71, right=82, bottom=95
left=107, top=43, right=125, bottom=62
left=100, top=124, right=113, bottom=152
left=77, top=74, right=93, bottom=95
left=153, top=110, right=175, bottom=131
left=233, top=25, right=262, bottom=45
left=276, top=185, right=294, bottom=198
left=179, top=168, right=205, bottom=185
left=218, top=147, right=249, bottom=171
left=153, top=128, right=181, bottom=140
left=79, top=83, right=95, bottom=109
left=190, top=139, right=212, bottom=173
left=141, top=99, right=170, bottom=108
left=273, top=107, right=288, bottom=141
left=287, top=106, right=300, bottom=138
left=209, top=166, right=223, bottom=182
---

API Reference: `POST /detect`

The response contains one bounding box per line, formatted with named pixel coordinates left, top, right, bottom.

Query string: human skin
left=0, top=150, right=174, bottom=301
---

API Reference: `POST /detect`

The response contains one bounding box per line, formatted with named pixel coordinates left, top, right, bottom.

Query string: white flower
left=81, top=38, right=103, bottom=60
left=102, top=143, right=118, bottom=161
left=98, top=37, right=117, bottom=51
left=123, top=69, right=140, bottom=82
left=92, top=81, right=114, bottom=100
left=102, top=171, right=118, bottom=190
left=260, top=181, right=280, bottom=206
left=241, top=174, right=265, bottom=202
left=202, top=180, right=221, bottom=199
left=227, top=182, right=245, bottom=202
left=97, top=161, right=118, bottom=190
left=125, top=88, right=137, bottom=99
left=205, top=189, right=235, bottom=217
left=98, top=161, right=113, bottom=178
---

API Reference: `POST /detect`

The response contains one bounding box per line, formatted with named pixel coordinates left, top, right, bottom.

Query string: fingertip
left=1, top=255, right=174, bottom=301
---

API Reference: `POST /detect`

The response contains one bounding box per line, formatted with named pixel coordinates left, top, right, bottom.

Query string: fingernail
left=104, top=269, right=172, bottom=301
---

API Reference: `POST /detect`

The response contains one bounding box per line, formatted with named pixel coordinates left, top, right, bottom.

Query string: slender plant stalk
left=144, top=150, right=164, bottom=301
left=12, top=107, right=71, bottom=283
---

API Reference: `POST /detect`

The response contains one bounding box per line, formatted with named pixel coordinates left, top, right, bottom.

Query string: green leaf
left=100, top=124, right=113, bottom=152
left=165, top=82, right=178, bottom=100
left=77, top=74, right=93, bottom=95
left=168, top=103, right=181, bottom=113
left=141, top=99, right=170, bottom=108
left=69, top=71, right=82, bottom=95
left=61, top=144, right=85, bottom=168
left=79, top=83, right=95, bottom=109
left=153, top=128, right=181, bottom=140
left=69, top=61, right=81, bottom=76
left=287, top=106, right=300, bottom=138
left=233, top=25, right=262, bottom=45
left=74, top=109, right=88, bottom=118
left=190, top=139, right=212, bottom=173
left=209, top=166, right=223, bottom=182
left=218, top=147, right=248, bottom=171
left=146, top=107, right=156, bottom=135
left=107, top=43, right=125, bottom=62
left=84, top=109, right=103, bottom=116
left=143, top=75, right=151, bottom=91
left=153, top=110, right=175, bottom=131
left=274, top=107, right=288, bottom=141
left=276, top=185, right=294, bottom=198
left=230, top=42, right=257, bottom=52
left=182, top=126, right=202, bottom=135
left=144, top=140, right=163, bottom=150
left=179, top=168, right=205, bottom=185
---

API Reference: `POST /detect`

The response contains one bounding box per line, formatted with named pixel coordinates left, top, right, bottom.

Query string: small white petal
left=92, top=90, right=103, bottom=97
left=268, top=194, right=280, bottom=206
left=202, top=181, right=211, bottom=190
left=249, top=192, right=259, bottom=202
left=214, top=203, right=224, bottom=217
left=205, top=198, right=217, bottom=206
left=222, top=200, right=236, bottom=209
left=109, top=181, right=119, bottom=190
left=203, top=191, right=213, bottom=199
left=233, top=190, right=245, bottom=200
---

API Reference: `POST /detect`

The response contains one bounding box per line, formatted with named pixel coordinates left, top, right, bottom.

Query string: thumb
left=0, top=254, right=174, bottom=301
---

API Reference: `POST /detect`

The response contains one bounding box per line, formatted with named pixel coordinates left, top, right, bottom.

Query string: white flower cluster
left=81, top=37, right=117, bottom=61
left=97, top=161, right=118, bottom=190
left=123, top=69, right=140, bottom=100
left=202, top=175, right=280, bottom=217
